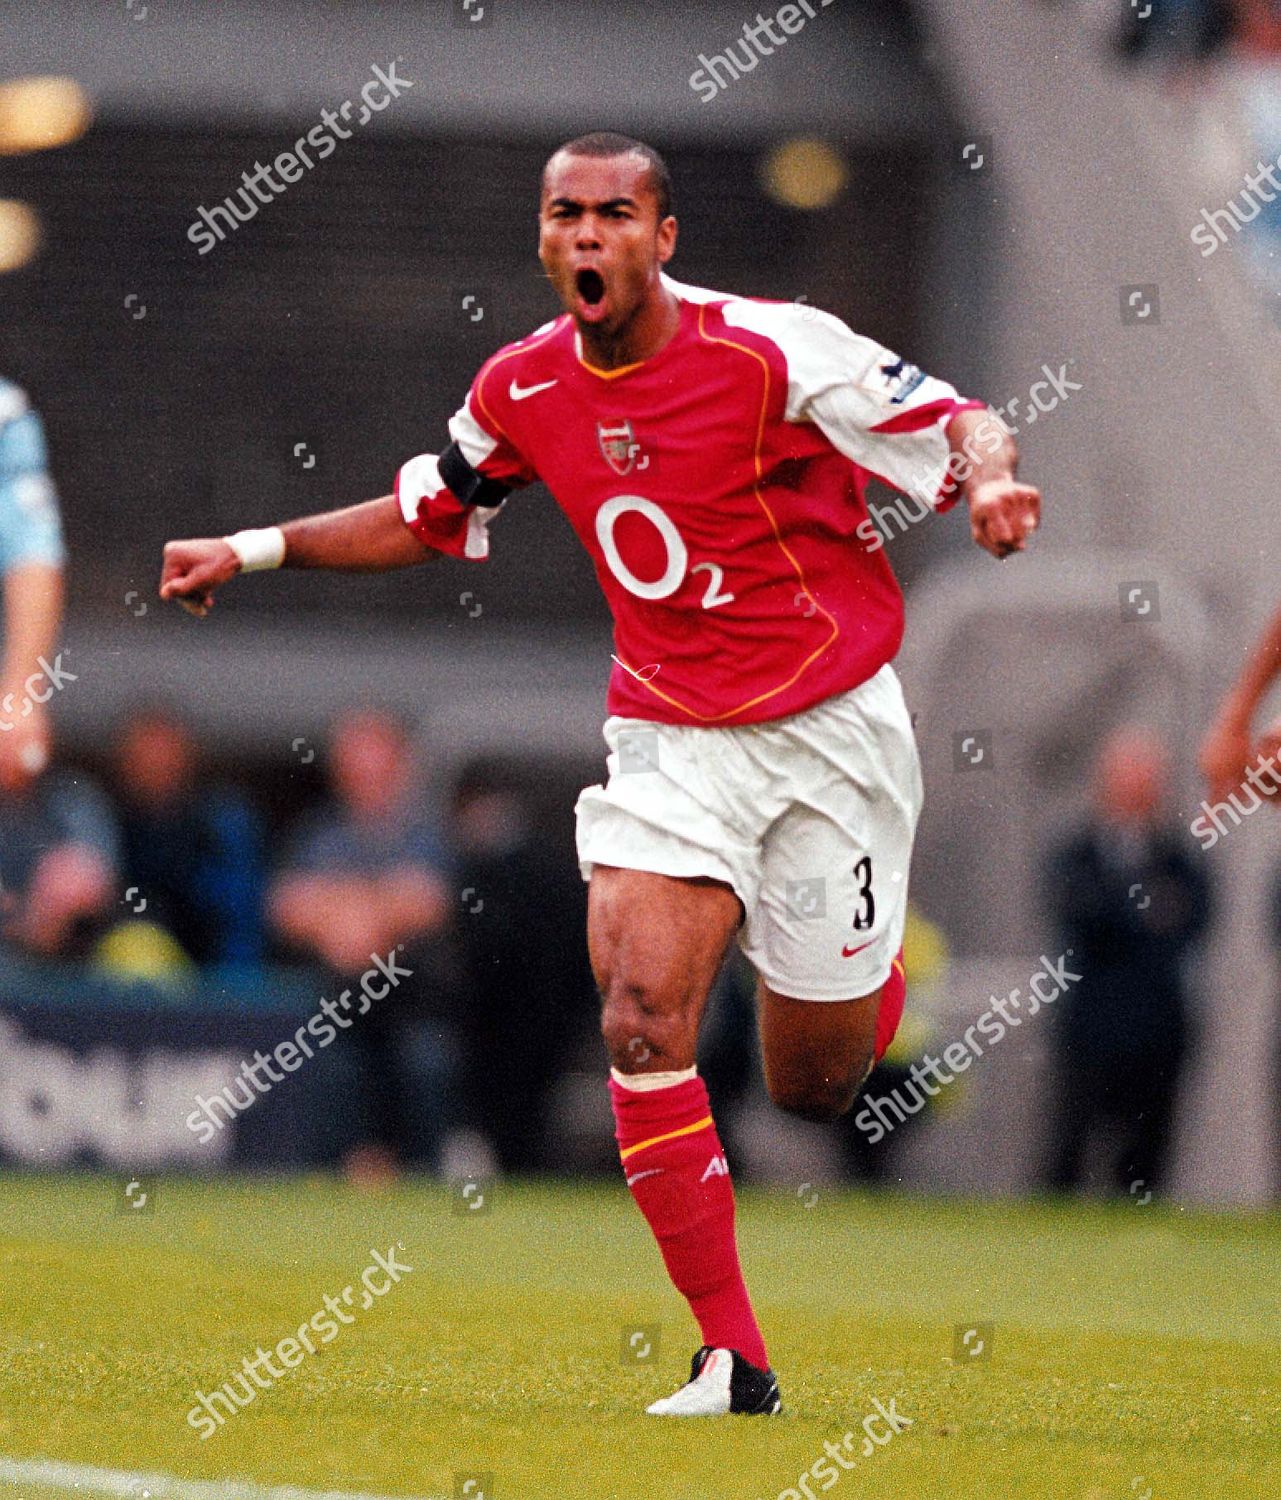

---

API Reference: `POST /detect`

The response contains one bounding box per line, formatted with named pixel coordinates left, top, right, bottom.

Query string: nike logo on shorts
left=841, top=939, right=874, bottom=958
left=509, top=378, right=558, bottom=401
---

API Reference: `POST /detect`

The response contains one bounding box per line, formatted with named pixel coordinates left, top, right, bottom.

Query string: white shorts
left=574, top=663, right=924, bottom=1001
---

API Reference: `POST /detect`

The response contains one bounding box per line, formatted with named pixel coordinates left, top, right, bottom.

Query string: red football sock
left=873, top=946, right=907, bottom=1063
left=609, top=1071, right=769, bottom=1371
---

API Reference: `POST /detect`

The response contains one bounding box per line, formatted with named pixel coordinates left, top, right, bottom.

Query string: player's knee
left=600, top=976, right=688, bottom=1069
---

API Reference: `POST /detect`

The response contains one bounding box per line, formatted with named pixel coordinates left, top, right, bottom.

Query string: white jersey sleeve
left=396, top=376, right=537, bottom=561
left=706, top=291, right=985, bottom=511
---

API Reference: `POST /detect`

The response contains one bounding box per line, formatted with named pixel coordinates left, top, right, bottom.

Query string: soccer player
left=159, top=132, right=1041, bottom=1416
left=0, top=376, right=66, bottom=790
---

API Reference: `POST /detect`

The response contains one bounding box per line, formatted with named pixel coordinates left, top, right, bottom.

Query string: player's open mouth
left=576, top=268, right=605, bottom=304
left=574, top=267, right=608, bottom=320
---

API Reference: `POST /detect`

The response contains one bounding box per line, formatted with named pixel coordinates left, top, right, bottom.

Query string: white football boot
left=645, top=1345, right=782, bottom=1416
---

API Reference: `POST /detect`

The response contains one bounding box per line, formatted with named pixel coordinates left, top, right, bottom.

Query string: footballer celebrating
left=159, top=132, right=1041, bottom=1417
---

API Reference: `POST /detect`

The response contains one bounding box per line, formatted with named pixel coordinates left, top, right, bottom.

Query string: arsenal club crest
left=598, top=418, right=642, bottom=476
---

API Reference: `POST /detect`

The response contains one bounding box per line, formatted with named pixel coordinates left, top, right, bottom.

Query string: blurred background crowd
left=2, top=0, right=1280, bottom=1202
left=0, top=673, right=1257, bottom=1198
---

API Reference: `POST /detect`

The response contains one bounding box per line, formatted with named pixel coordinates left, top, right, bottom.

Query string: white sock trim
left=610, top=1065, right=698, bottom=1092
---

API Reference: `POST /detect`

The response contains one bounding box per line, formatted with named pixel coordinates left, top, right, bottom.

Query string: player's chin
left=573, top=300, right=613, bottom=328
left=573, top=288, right=614, bottom=327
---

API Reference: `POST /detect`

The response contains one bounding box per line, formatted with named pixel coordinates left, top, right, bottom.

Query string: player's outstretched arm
left=1199, top=605, right=1281, bottom=800
left=159, top=493, right=438, bottom=616
left=945, top=408, right=1041, bottom=560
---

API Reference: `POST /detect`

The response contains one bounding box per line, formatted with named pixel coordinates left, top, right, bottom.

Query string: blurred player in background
left=159, top=133, right=1040, bottom=1416
left=0, top=376, right=64, bottom=791
left=0, top=376, right=117, bottom=960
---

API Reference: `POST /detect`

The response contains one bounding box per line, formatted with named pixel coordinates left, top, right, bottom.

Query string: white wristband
left=224, top=526, right=286, bottom=572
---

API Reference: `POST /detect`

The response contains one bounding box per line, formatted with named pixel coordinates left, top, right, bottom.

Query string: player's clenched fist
left=966, top=478, right=1041, bottom=559
left=159, top=537, right=241, bottom=616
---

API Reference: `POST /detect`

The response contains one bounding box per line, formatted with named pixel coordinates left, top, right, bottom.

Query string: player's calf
left=609, top=1067, right=771, bottom=1381
left=764, top=1066, right=868, bottom=1125
left=758, top=976, right=892, bottom=1124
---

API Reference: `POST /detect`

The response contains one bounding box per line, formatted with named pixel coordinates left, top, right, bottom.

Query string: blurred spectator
left=269, top=708, right=457, bottom=1183
left=0, top=376, right=65, bottom=794
left=1112, top=0, right=1235, bottom=67
left=1232, top=0, right=1281, bottom=58
left=1040, top=726, right=1213, bottom=1197
left=107, top=704, right=266, bottom=968
left=0, top=768, right=119, bottom=960
left=447, top=759, right=594, bottom=1175
left=1227, top=7, right=1281, bottom=309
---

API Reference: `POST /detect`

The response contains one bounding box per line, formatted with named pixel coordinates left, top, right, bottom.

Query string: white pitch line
left=0, top=1455, right=444, bottom=1500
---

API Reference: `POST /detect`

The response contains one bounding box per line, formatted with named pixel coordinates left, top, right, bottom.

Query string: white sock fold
left=610, top=1065, right=698, bottom=1092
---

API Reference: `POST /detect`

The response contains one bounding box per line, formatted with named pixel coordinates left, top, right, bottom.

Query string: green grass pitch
left=0, top=1173, right=1277, bottom=1499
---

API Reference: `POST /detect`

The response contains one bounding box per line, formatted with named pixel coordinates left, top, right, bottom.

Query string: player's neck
left=577, top=285, right=681, bottom=371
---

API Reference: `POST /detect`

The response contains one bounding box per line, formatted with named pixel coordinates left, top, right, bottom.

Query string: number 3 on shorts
left=851, top=855, right=875, bottom=932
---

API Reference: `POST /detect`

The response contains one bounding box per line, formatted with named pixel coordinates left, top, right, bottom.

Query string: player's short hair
left=544, top=132, right=674, bottom=221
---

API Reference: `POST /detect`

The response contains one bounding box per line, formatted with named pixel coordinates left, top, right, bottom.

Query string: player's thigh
left=589, top=864, right=742, bottom=1068
left=757, top=976, right=884, bottom=1122
left=735, top=668, right=921, bottom=1009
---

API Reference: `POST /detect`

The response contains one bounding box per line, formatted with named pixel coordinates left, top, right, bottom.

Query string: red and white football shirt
left=397, top=275, right=984, bottom=726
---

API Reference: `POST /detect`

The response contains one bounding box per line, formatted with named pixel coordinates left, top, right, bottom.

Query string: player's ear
left=656, top=215, right=678, bottom=265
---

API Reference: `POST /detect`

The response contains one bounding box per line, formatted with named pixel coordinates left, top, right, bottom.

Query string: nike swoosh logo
left=625, top=1168, right=664, bottom=1186
left=509, top=378, right=558, bottom=401
left=841, top=939, right=874, bottom=958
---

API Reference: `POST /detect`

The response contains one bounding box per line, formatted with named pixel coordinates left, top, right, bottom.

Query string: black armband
left=439, top=441, right=513, bottom=509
